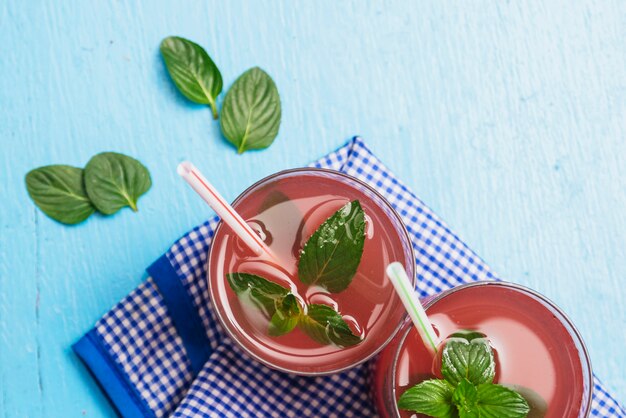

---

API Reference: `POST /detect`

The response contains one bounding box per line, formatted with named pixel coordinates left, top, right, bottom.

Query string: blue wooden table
left=1, top=1, right=625, bottom=416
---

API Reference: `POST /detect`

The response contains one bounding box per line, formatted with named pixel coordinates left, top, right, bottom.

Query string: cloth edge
left=72, top=329, right=155, bottom=418
left=147, top=254, right=212, bottom=375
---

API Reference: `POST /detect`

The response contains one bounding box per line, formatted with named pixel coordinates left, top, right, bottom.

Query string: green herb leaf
left=505, top=385, right=547, bottom=418
left=397, top=379, right=457, bottom=417
left=160, top=36, right=223, bottom=119
left=297, top=200, right=366, bottom=293
left=220, top=67, right=281, bottom=154
left=269, top=294, right=301, bottom=336
left=25, top=165, right=96, bottom=225
left=449, top=330, right=487, bottom=342
left=226, top=273, right=290, bottom=318
left=453, top=379, right=479, bottom=418
left=298, top=304, right=362, bottom=347
left=475, top=384, right=530, bottom=417
left=84, top=152, right=151, bottom=215
left=441, top=338, right=496, bottom=387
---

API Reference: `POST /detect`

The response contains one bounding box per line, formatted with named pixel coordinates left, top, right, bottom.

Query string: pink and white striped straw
left=177, top=161, right=272, bottom=258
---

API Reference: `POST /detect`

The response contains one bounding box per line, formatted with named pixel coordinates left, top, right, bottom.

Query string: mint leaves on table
left=226, top=201, right=366, bottom=347
left=298, top=200, right=365, bottom=293
left=398, top=336, right=530, bottom=418
left=160, top=36, right=281, bottom=154
left=25, top=153, right=151, bottom=225
left=220, top=67, right=281, bottom=154
left=160, top=36, right=223, bottom=119
left=25, top=165, right=96, bottom=225
left=84, top=152, right=152, bottom=214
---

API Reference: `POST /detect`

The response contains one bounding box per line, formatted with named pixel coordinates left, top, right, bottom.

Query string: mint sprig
left=226, top=273, right=361, bottom=346
left=225, top=201, right=366, bottom=347
left=398, top=335, right=530, bottom=418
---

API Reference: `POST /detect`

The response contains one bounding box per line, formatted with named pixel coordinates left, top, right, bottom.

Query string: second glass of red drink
left=373, top=281, right=593, bottom=418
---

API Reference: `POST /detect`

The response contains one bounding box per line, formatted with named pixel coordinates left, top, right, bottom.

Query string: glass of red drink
left=208, top=168, right=415, bottom=375
left=373, top=281, right=593, bottom=417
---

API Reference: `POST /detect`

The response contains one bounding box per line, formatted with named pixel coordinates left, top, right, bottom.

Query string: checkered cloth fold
left=74, top=137, right=625, bottom=417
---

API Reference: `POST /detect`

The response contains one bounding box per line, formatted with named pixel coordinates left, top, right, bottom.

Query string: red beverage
left=374, top=282, right=593, bottom=417
left=209, top=168, right=415, bottom=374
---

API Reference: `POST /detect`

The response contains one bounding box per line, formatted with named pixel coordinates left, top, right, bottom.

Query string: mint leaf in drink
left=226, top=273, right=290, bottom=318
left=475, top=383, right=530, bottom=417
left=160, top=36, right=223, bottom=119
left=453, top=379, right=478, bottom=417
left=298, top=200, right=366, bottom=293
left=441, top=338, right=495, bottom=386
left=220, top=67, right=281, bottom=154
left=25, top=165, right=96, bottom=225
left=269, top=294, right=301, bottom=336
left=84, top=152, right=152, bottom=214
left=506, top=385, right=548, bottom=417
left=298, top=304, right=362, bottom=347
left=449, top=330, right=487, bottom=342
left=397, top=380, right=456, bottom=417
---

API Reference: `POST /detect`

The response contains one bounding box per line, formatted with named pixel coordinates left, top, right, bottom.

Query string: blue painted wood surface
left=1, top=1, right=624, bottom=416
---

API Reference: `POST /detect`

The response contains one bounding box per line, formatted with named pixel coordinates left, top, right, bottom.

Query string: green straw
left=386, top=262, right=440, bottom=354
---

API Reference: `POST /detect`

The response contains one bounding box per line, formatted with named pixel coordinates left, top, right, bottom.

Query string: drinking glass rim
left=389, top=280, right=594, bottom=417
left=207, top=167, right=416, bottom=376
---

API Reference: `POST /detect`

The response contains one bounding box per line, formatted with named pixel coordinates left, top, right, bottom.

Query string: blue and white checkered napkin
left=74, top=137, right=625, bottom=418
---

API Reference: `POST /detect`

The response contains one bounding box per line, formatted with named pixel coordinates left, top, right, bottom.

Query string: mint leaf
left=441, top=338, right=495, bottom=386
left=298, top=200, right=366, bottom=293
left=269, top=294, right=301, bottom=336
left=220, top=67, right=281, bottom=154
left=226, top=273, right=289, bottom=318
left=25, top=165, right=96, bottom=225
left=160, top=36, right=223, bottom=119
left=506, top=385, right=548, bottom=417
left=453, top=379, right=478, bottom=418
left=475, top=384, right=530, bottom=417
left=449, top=330, right=487, bottom=342
left=84, top=152, right=152, bottom=214
left=397, top=379, right=457, bottom=417
left=298, top=304, right=362, bottom=347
